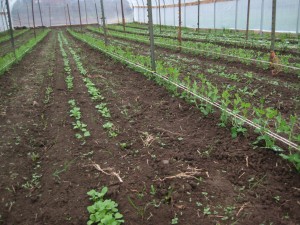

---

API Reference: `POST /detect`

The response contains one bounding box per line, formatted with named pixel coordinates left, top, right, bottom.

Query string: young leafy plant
left=87, top=187, right=124, bottom=225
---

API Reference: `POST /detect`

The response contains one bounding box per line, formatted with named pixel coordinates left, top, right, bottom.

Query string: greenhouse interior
left=0, top=0, right=300, bottom=224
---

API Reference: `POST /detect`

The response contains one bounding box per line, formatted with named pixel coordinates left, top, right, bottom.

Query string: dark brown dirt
left=0, top=28, right=299, bottom=225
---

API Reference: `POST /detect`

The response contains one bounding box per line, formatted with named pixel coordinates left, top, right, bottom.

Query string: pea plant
left=69, top=29, right=300, bottom=172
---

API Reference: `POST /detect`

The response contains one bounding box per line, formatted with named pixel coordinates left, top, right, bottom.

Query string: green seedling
left=87, top=187, right=124, bottom=225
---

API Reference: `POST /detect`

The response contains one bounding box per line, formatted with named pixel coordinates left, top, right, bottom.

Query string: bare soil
left=0, top=29, right=299, bottom=225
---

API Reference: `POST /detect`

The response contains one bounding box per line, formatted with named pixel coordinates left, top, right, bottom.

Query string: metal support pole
left=49, top=5, right=51, bottom=27
left=95, top=3, right=100, bottom=27
left=137, top=1, right=140, bottom=23
left=214, top=0, right=216, bottom=30
left=17, top=10, right=21, bottom=27
left=142, top=0, right=146, bottom=23
left=178, top=0, right=182, bottom=51
left=235, top=0, right=238, bottom=31
left=0, top=8, right=5, bottom=31
left=37, top=0, right=44, bottom=28
left=31, top=0, right=36, bottom=38
left=147, top=0, right=156, bottom=72
left=260, top=0, right=264, bottom=35
left=158, top=0, right=161, bottom=32
left=64, top=6, right=68, bottom=26
left=184, top=0, right=186, bottom=27
left=5, top=0, right=16, bottom=58
left=84, top=0, right=88, bottom=24
left=162, top=0, right=166, bottom=26
left=172, top=0, right=175, bottom=27
left=116, top=3, right=120, bottom=24
left=67, top=4, right=72, bottom=26
left=100, top=0, right=108, bottom=45
left=197, top=0, right=200, bottom=32
left=246, top=0, right=251, bottom=40
left=296, top=0, right=300, bottom=36
left=270, top=0, right=276, bottom=52
left=121, top=0, right=126, bottom=31
left=132, top=4, right=135, bottom=22
left=77, top=0, right=83, bottom=31
left=26, top=3, right=31, bottom=27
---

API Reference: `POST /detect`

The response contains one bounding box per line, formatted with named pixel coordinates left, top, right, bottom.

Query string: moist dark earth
left=0, top=28, right=299, bottom=225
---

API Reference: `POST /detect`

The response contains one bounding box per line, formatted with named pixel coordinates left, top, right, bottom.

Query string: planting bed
left=0, top=27, right=299, bottom=225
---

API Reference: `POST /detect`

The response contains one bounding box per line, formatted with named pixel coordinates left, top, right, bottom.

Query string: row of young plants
left=89, top=29, right=300, bottom=118
left=0, top=29, right=50, bottom=75
left=59, top=34, right=125, bottom=224
left=0, top=28, right=29, bottom=44
left=127, top=22, right=299, bottom=46
left=88, top=27, right=300, bottom=76
left=58, top=34, right=91, bottom=143
left=68, top=28, right=300, bottom=171
left=59, top=32, right=119, bottom=138
left=109, top=25, right=297, bottom=54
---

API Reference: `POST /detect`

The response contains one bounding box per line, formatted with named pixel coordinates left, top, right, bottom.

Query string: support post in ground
left=17, top=10, right=21, bottom=27
left=95, top=2, right=100, bottom=28
left=67, top=4, right=72, bottom=27
left=197, top=0, right=200, bottom=32
left=37, top=0, right=44, bottom=29
left=260, top=0, right=264, bottom=35
left=26, top=3, right=31, bottom=27
left=246, top=0, right=251, bottom=40
left=172, top=0, right=175, bottom=28
left=31, top=0, right=36, bottom=38
left=121, top=0, right=126, bottom=31
left=178, top=0, right=182, bottom=51
left=235, top=0, right=238, bottom=31
left=147, top=0, right=156, bottom=72
left=84, top=0, right=88, bottom=24
left=158, top=0, right=161, bottom=32
left=270, top=0, right=276, bottom=52
left=100, top=0, right=108, bottom=46
left=141, top=0, right=146, bottom=24
left=184, top=0, right=186, bottom=27
left=116, top=3, right=120, bottom=24
left=77, top=0, right=83, bottom=32
left=48, top=5, right=51, bottom=27
left=214, top=0, right=216, bottom=30
left=5, top=0, right=16, bottom=58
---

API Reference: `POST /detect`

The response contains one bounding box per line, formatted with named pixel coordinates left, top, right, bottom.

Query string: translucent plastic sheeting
left=0, top=0, right=134, bottom=31
left=133, top=0, right=300, bottom=33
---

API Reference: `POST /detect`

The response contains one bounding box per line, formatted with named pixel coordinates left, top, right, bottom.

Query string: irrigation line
left=70, top=31, right=300, bottom=152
